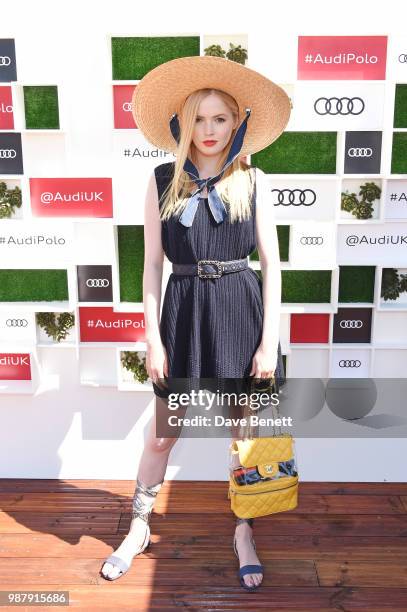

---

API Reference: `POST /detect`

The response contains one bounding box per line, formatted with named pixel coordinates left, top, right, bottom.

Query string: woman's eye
left=195, top=117, right=226, bottom=123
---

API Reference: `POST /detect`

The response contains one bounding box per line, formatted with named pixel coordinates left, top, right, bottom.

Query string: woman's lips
left=203, top=140, right=217, bottom=146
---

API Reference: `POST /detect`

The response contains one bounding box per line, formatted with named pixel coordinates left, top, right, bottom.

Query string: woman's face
left=191, top=93, right=238, bottom=159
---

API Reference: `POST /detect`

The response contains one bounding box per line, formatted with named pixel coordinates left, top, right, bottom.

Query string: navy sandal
left=233, top=533, right=264, bottom=592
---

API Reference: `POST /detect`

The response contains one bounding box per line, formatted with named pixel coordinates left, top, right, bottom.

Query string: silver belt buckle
left=197, top=259, right=222, bottom=278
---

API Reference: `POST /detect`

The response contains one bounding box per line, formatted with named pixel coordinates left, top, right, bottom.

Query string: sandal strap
left=104, top=554, right=130, bottom=574
left=239, top=564, right=264, bottom=578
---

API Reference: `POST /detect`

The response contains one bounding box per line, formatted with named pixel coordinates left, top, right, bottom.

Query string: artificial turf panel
left=251, top=132, right=337, bottom=174
left=393, top=84, right=407, bottom=128
left=256, top=269, right=332, bottom=303
left=111, top=36, right=200, bottom=80
left=23, top=86, right=60, bottom=129
left=391, top=132, right=407, bottom=174
left=338, top=266, right=376, bottom=303
left=0, top=270, right=68, bottom=301
left=118, top=225, right=144, bottom=303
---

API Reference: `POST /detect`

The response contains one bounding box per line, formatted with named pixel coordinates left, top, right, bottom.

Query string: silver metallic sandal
left=100, top=477, right=164, bottom=581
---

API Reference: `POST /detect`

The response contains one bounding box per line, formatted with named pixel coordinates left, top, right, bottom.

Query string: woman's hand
left=249, top=344, right=277, bottom=379
left=146, top=340, right=169, bottom=389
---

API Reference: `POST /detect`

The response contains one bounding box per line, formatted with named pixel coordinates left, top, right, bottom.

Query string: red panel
left=29, top=178, right=113, bottom=217
left=0, top=86, right=14, bottom=129
left=113, top=85, right=137, bottom=129
left=298, top=36, right=387, bottom=80
left=0, top=353, right=31, bottom=380
left=290, top=313, right=330, bottom=343
left=79, top=307, right=145, bottom=342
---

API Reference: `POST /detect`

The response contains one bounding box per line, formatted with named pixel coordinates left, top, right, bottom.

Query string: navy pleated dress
left=151, top=161, right=285, bottom=401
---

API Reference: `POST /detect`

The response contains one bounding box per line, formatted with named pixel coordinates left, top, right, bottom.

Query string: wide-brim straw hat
left=131, top=56, right=292, bottom=157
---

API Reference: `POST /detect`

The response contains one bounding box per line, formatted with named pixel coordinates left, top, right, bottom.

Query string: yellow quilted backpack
left=228, top=434, right=299, bottom=518
left=228, top=375, right=299, bottom=519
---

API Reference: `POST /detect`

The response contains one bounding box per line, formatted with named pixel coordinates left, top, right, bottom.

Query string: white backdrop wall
left=0, top=0, right=406, bottom=480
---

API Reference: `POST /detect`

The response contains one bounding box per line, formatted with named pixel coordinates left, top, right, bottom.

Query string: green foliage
left=203, top=44, right=225, bottom=57
left=252, top=132, right=337, bottom=174
left=338, top=266, right=376, bottom=303
left=381, top=268, right=407, bottom=302
left=341, top=181, right=381, bottom=220
left=111, top=37, right=200, bottom=80
left=225, top=43, right=248, bottom=64
left=121, top=351, right=149, bottom=384
left=36, top=312, right=75, bottom=342
left=0, top=181, right=22, bottom=218
left=23, top=86, right=60, bottom=129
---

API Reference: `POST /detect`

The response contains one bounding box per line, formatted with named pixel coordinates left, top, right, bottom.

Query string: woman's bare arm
left=254, top=167, right=281, bottom=358
left=143, top=171, right=165, bottom=347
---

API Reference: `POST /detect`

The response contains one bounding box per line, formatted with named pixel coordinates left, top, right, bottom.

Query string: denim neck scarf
left=169, top=108, right=251, bottom=227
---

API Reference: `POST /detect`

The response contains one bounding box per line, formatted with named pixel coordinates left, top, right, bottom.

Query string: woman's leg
left=101, top=395, right=185, bottom=579
left=229, top=396, right=263, bottom=588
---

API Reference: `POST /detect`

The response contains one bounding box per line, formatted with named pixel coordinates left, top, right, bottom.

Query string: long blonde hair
left=159, top=88, right=255, bottom=224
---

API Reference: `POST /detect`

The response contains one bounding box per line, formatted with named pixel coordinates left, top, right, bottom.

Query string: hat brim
left=131, top=56, right=291, bottom=157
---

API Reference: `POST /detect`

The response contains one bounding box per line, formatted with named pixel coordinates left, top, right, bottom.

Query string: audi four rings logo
left=314, top=97, right=365, bottom=115
left=0, top=56, right=11, bottom=66
left=0, top=149, right=17, bottom=158
left=272, top=189, right=316, bottom=206
left=347, top=147, right=373, bottom=157
left=86, top=278, right=110, bottom=288
left=339, top=360, right=361, bottom=367
left=398, top=54, right=407, bottom=63
left=300, top=236, right=324, bottom=245
left=340, top=320, right=363, bottom=328
left=5, top=318, right=28, bottom=327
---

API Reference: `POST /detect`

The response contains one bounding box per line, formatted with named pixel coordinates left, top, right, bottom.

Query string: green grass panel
left=23, top=86, right=60, bottom=129
left=251, top=132, right=337, bottom=174
left=118, top=225, right=144, bottom=303
left=249, top=225, right=289, bottom=262
left=256, top=269, right=332, bottom=303
left=391, top=132, right=407, bottom=174
left=112, top=37, right=200, bottom=80
left=394, top=84, right=407, bottom=128
left=338, top=266, right=376, bottom=303
left=0, top=270, right=68, bottom=301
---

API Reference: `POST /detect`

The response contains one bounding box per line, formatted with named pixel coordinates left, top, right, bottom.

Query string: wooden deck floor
left=0, top=480, right=407, bottom=611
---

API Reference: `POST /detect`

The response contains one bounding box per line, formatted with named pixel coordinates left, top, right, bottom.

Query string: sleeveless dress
left=151, top=161, right=285, bottom=402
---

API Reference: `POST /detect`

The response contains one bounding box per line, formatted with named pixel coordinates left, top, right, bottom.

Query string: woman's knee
left=145, top=434, right=177, bottom=454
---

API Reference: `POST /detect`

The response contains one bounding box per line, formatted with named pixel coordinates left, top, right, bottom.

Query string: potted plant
left=0, top=181, right=22, bottom=219
left=341, top=181, right=381, bottom=220
left=225, top=43, right=248, bottom=64
left=120, top=351, right=149, bottom=384
left=36, top=312, right=75, bottom=342
left=381, top=268, right=407, bottom=302
left=203, top=44, right=226, bottom=58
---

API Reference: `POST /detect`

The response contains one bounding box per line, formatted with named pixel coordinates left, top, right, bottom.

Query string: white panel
left=290, top=222, right=336, bottom=268
left=331, top=348, right=371, bottom=377
left=265, top=177, right=338, bottom=222
left=289, top=348, right=329, bottom=377
left=293, top=82, right=385, bottom=130
left=337, top=223, right=407, bottom=265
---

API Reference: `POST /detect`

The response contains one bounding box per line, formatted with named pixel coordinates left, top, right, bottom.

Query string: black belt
left=172, top=258, right=248, bottom=279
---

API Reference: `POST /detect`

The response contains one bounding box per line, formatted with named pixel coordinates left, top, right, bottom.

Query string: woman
left=100, top=56, right=291, bottom=591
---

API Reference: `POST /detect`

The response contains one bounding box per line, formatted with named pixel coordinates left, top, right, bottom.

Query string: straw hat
left=131, top=56, right=292, bottom=157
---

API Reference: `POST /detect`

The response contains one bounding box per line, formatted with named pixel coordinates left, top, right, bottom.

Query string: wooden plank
left=2, top=479, right=407, bottom=495
left=0, top=490, right=405, bottom=514
left=0, top=585, right=406, bottom=611
left=1, top=533, right=407, bottom=561
left=316, top=560, right=407, bottom=588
